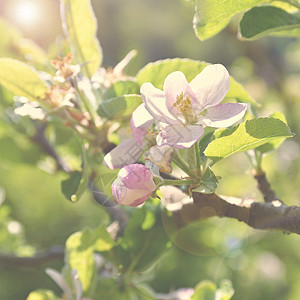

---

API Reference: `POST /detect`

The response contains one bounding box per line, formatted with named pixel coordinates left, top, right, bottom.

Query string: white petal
left=130, top=103, right=154, bottom=146
left=141, top=82, right=179, bottom=124
left=163, top=71, right=196, bottom=119
left=189, top=64, right=230, bottom=113
left=202, top=103, right=247, bottom=128
left=157, top=124, right=204, bottom=149
left=103, top=138, right=142, bottom=169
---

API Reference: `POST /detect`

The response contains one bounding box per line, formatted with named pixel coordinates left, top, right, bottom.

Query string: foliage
left=0, top=0, right=300, bottom=299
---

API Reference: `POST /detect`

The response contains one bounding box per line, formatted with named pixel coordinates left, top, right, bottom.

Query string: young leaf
left=192, top=167, right=219, bottom=194
left=61, top=171, right=85, bottom=202
left=97, top=94, right=142, bottom=120
left=61, top=0, right=102, bottom=78
left=65, top=226, right=115, bottom=295
left=103, top=80, right=140, bottom=100
left=137, top=58, right=256, bottom=105
left=193, top=0, right=265, bottom=41
left=61, top=144, right=88, bottom=202
left=191, top=281, right=217, bottom=300
left=26, top=289, right=57, bottom=300
left=240, top=6, right=300, bottom=40
left=205, top=117, right=293, bottom=163
left=256, top=112, right=288, bottom=154
left=65, top=229, right=96, bottom=295
left=0, top=58, right=48, bottom=102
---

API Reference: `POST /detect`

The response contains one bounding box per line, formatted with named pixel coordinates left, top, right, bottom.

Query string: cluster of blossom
left=104, top=64, right=247, bottom=207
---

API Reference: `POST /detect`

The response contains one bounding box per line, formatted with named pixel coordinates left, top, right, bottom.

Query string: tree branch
left=253, top=171, right=281, bottom=203
left=0, top=246, right=64, bottom=268
left=171, top=193, right=300, bottom=235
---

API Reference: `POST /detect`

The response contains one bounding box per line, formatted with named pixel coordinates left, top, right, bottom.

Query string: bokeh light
left=5, top=0, right=43, bottom=29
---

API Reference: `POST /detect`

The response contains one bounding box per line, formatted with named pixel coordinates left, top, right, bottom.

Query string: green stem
left=157, top=178, right=196, bottom=188
left=72, top=79, right=98, bottom=127
left=254, top=150, right=263, bottom=174
left=172, top=150, right=195, bottom=178
left=194, top=141, right=202, bottom=176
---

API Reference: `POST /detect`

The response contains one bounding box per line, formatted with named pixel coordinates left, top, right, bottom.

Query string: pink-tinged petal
left=202, top=103, right=247, bottom=128
left=189, top=64, right=230, bottom=113
left=118, top=164, right=156, bottom=190
left=157, top=124, right=204, bottom=149
left=111, top=164, right=156, bottom=206
left=163, top=71, right=197, bottom=119
left=103, top=138, right=142, bottom=169
left=141, top=82, right=179, bottom=124
left=112, top=178, right=152, bottom=206
left=130, top=104, right=154, bottom=146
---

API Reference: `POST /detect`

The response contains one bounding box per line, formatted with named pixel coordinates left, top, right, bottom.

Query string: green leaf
left=65, top=229, right=96, bottom=295
left=219, top=280, right=234, bottom=300
left=103, top=80, right=140, bottom=100
left=61, top=0, right=102, bottom=78
left=137, top=58, right=256, bottom=105
left=205, top=117, right=293, bottom=163
left=26, top=289, right=57, bottom=300
left=192, top=167, right=219, bottom=194
left=116, top=206, right=169, bottom=272
left=61, top=171, right=86, bottom=202
left=61, top=144, right=88, bottom=202
left=240, top=6, right=300, bottom=40
left=256, top=112, right=288, bottom=154
left=0, top=58, right=48, bottom=102
left=193, top=0, right=265, bottom=41
left=191, top=281, right=216, bottom=300
left=97, top=94, right=142, bottom=120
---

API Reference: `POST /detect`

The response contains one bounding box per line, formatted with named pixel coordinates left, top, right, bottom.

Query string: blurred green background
left=0, top=0, right=300, bottom=299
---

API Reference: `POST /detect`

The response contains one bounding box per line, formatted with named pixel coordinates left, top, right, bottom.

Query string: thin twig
left=253, top=170, right=281, bottom=203
left=0, top=246, right=64, bottom=268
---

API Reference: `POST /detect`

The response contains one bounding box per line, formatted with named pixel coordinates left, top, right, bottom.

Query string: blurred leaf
left=219, top=280, right=234, bottom=300
left=65, top=229, right=96, bottom=295
left=0, top=58, right=48, bottom=102
left=17, top=39, right=48, bottom=66
left=191, top=280, right=234, bottom=300
left=0, top=17, right=23, bottom=58
left=116, top=206, right=169, bottom=272
left=26, top=289, right=57, bottom=300
left=136, top=58, right=256, bottom=105
left=65, top=225, right=115, bottom=296
left=61, top=144, right=88, bottom=202
left=256, top=112, right=288, bottom=154
left=191, top=281, right=216, bottom=300
left=205, top=117, right=293, bottom=163
left=97, top=94, right=142, bottom=120
left=61, top=0, right=102, bottom=78
left=240, top=6, right=300, bottom=40
left=193, top=0, right=265, bottom=41
left=61, top=171, right=85, bottom=202
left=192, top=167, right=218, bottom=194
left=103, top=80, right=140, bottom=100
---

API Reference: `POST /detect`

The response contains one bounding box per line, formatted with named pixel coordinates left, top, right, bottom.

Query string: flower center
left=143, top=125, right=160, bottom=148
left=173, top=92, right=196, bottom=124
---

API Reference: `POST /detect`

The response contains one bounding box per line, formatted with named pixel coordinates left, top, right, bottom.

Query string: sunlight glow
left=8, top=1, right=42, bottom=27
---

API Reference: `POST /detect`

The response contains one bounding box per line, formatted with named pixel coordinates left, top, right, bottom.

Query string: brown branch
left=0, top=246, right=64, bottom=268
left=253, top=171, right=281, bottom=203
left=171, top=193, right=300, bottom=235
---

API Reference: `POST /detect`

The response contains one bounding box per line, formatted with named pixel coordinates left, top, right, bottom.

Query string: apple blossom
left=140, top=64, right=247, bottom=149
left=104, top=104, right=160, bottom=169
left=111, top=164, right=156, bottom=206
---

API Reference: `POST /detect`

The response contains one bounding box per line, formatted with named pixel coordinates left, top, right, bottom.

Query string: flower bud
left=111, top=164, right=156, bottom=207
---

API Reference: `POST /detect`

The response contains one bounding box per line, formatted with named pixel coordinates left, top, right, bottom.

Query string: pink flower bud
left=111, top=164, right=156, bottom=207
